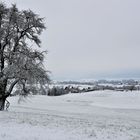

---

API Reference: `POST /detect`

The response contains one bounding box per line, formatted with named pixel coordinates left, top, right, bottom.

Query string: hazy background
left=4, top=0, right=140, bottom=80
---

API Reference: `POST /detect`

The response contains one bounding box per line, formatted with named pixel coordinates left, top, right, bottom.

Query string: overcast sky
left=4, top=0, right=140, bottom=80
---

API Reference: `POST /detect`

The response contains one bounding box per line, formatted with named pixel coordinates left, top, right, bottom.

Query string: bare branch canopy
left=0, top=3, right=50, bottom=110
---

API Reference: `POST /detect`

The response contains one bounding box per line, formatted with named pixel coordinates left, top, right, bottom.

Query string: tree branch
left=6, top=79, right=19, bottom=96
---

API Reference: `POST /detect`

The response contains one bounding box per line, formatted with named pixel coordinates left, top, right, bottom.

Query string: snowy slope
left=0, top=91, right=140, bottom=140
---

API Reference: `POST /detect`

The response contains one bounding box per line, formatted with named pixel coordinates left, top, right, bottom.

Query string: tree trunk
left=0, top=97, right=6, bottom=111
left=0, top=79, right=8, bottom=111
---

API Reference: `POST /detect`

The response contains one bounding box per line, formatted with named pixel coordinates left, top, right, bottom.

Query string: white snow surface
left=0, top=90, right=140, bottom=140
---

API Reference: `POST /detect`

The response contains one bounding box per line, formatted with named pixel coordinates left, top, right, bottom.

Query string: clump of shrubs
left=48, top=86, right=69, bottom=96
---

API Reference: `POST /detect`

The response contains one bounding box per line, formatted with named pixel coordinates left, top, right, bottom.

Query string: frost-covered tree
left=0, top=3, right=50, bottom=110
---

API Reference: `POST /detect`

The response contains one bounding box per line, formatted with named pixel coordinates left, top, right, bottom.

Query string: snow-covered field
left=0, top=91, right=140, bottom=140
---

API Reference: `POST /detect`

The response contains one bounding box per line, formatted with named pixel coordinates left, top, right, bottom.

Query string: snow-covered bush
left=48, top=87, right=69, bottom=96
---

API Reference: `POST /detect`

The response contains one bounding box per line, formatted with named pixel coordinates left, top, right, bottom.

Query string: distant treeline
left=47, top=84, right=140, bottom=96
left=12, top=79, right=140, bottom=96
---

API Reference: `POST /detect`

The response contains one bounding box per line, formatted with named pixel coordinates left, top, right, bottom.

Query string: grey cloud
left=5, top=0, right=140, bottom=80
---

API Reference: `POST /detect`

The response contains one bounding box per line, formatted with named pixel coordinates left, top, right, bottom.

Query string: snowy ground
left=0, top=91, right=140, bottom=140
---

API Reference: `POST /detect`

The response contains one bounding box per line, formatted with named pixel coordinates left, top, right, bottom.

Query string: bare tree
left=0, top=3, right=50, bottom=110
